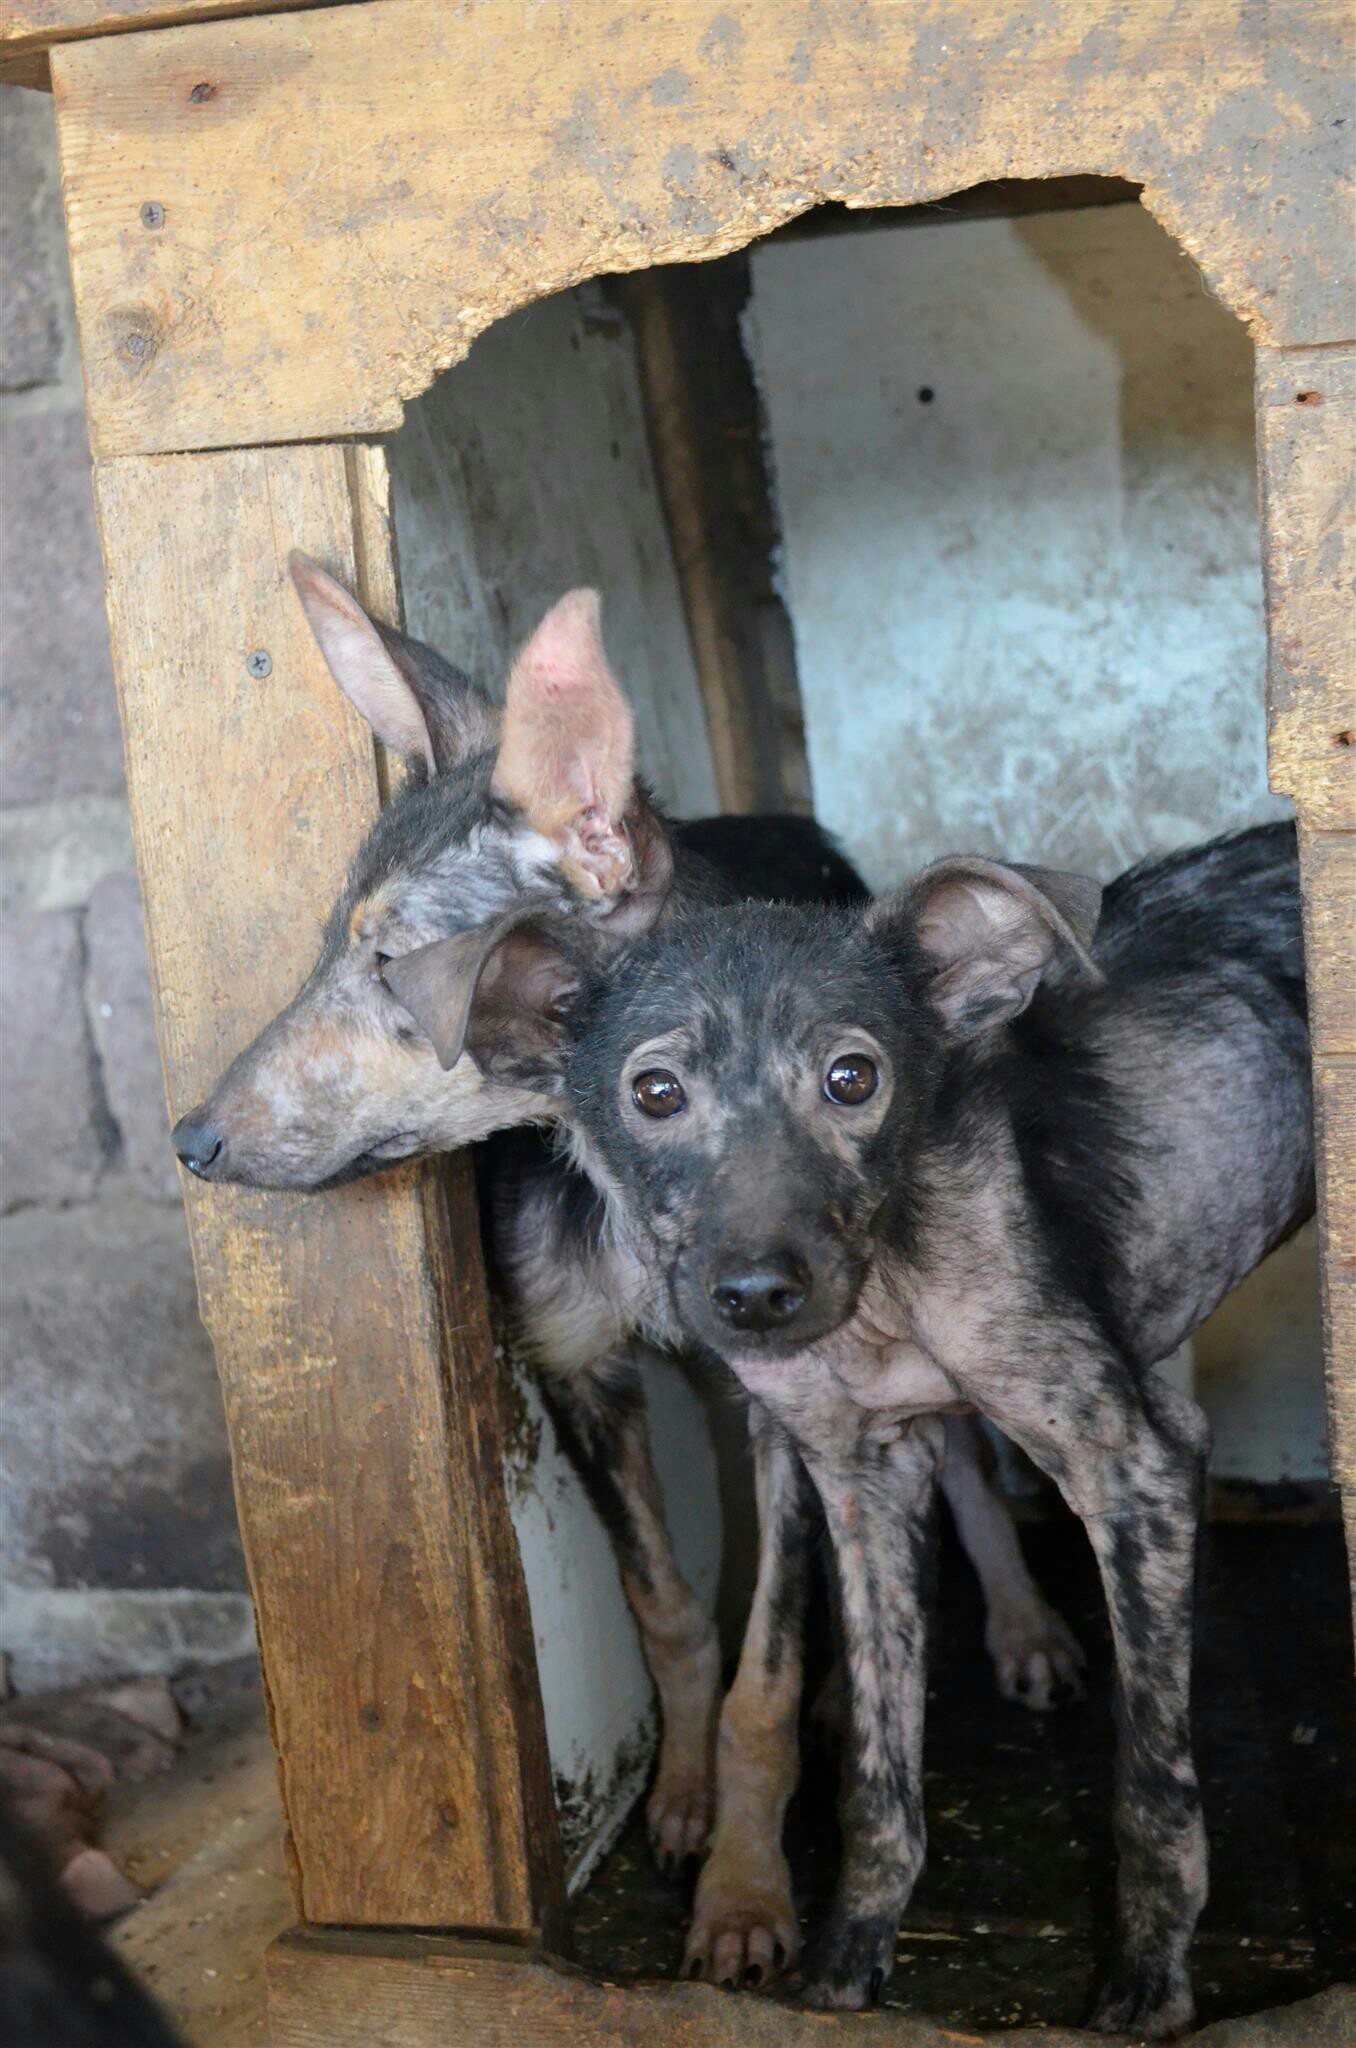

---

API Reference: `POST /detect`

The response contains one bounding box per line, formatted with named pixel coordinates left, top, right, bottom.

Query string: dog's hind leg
left=985, top=1361, right=1210, bottom=2038
left=684, top=1407, right=813, bottom=1987
left=540, top=1346, right=721, bottom=1868
left=800, top=1418, right=944, bottom=2010
left=941, top=1415, right=1086, bottom=1710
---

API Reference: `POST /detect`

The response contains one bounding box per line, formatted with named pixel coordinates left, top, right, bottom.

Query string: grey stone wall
left=0, top=85, right=252, bottom=1692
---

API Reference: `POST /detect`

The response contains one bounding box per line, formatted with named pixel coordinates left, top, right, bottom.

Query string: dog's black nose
left=172, top=1112, right=224, bottom=1179
left=710, top=1253, right=810, bottom=1333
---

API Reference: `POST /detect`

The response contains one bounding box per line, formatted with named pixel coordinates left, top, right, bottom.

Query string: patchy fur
left=178, top=572, right=1088, bottom=1982
left=564, top=822, right=1310, bottom=2030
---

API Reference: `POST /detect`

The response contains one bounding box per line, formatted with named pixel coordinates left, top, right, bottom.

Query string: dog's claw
left=990, top=1598, right=1087, bottom=1712
left=801, top=1909, right=897, bottom=2010
left=646, top=1774, right=712, bottom=1870
left=683, top=1859, right=798, bottom=1992
left=1089, top=1966, right=1195, bottom=2039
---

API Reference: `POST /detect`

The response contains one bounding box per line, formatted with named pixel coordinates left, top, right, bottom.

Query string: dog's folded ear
left=490, top=590, right=673, bottom=922
left=384, top=906, right=592, bottom=1083
left=289, top=552, right=499, bottom=780
left=871, top=855, right=1103, bottom=1036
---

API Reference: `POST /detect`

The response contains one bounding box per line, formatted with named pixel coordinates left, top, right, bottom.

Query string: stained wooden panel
left=92, top=443, right=562, bottom=1935
left=1299, top=829, right=1356, bottom=1059
left=51, top=0, right=1355, bottom=457
left=617, top=258, right=810, bottom=817
left=265, top=1927, right=1356, bottom=2048
left=1257, top=348, right=1356, bottom=834
left=1312, top=1056, right=1356, bottom=1494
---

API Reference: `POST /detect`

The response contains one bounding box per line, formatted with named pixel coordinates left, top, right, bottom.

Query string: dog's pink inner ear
left=491, top=589, right=636, bottom=901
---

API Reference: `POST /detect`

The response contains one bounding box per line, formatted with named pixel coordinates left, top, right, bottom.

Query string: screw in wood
left=140, top=201, right=166, bottom=229
left=246, top=651, right=273, bottom=679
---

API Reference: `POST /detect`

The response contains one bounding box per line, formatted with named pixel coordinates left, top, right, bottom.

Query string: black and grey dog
left=177, top=565, right=1085, bottom=1983
left=442, top=821, right=1310, bottom=2032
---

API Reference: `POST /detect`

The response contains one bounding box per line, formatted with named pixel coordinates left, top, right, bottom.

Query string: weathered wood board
left=1257, top=348, right=1356, bottom=835
left=0, top=0, right=355, bottom=56
left=92, top=442, right=562, bottom=1936
left=265, top=1928, right=1356, bottom=2048
left=1299, top=831, right=1356, bottom=1061
left=618, top=258, right=811, bottom=816
left=50, top=0, right=1356, bottom=458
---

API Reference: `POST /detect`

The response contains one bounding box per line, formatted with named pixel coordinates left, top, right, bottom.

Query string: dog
left=176, top=563, right=1083, bottom=1979
left=426, top=820, right=1311, bottom=2031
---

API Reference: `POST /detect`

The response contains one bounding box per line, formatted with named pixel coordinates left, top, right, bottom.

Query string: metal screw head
left=140, top=201, right=165, bottom=229
left=245, top=650, right=273, bottom=679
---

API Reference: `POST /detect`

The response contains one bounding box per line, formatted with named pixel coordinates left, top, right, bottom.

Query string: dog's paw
left=646, top=1771, right=712, bottom=1870
left=682, top=1855, right=799, bottom=1989
left=800, top=1909, right=897, bottom=2009
left=988, top=1597, right=1087, bottom=1711
left=1088, top=1963, right=1195, bottom=2038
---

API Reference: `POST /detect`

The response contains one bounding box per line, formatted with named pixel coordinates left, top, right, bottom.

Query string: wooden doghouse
left=3, top=3, right=1351, bottom=2040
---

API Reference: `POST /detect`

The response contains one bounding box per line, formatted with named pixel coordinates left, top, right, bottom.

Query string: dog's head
left=561, top=858, right=1102, bottom=1361
left=171, top=560, right=671, bottom=1190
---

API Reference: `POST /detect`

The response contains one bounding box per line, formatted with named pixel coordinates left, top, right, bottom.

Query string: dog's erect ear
left=874, top=856, right=1103, bottom=1036
left=383, top=907, right=586, bottom=1083
left=289, top=552, right=498, bottom=779
left=491, top=590, right=641, bottom=904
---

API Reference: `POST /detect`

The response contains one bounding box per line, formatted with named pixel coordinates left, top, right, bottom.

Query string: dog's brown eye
left=632, top=1069, right=686, bottom=1119
left=825, top=1054, right=878, bottom=1106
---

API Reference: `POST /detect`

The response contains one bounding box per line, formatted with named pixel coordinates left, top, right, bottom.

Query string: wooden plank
left=0, top=47, right=51, bottom=83
left=51, top=0, right=1355, bottom=458
left=265, top=1927, right=1356, bottom=2048
left=1312, top=1056, right=1356, bottom=1496
left=616, top=258, right=810, bottom=816
left=1298, top=829, right=1356, bottom=1058
left=92, top=443, right=563, bottom=1938
left=1256, top=347, right=1356, bottom=833
left=0, top=0, right=362, bottom=58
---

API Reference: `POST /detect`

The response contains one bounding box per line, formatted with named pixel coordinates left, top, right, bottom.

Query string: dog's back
left=1038, top=821, right=1312, bottom=1365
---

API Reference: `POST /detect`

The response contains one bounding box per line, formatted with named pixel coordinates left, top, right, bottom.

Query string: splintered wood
left=50, top=0, right=1355, bottom=458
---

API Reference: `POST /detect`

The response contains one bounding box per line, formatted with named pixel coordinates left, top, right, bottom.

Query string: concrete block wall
left=0, top=86, right=252, bottom=1692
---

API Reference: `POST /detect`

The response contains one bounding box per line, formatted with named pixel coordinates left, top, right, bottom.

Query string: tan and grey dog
left=471, top=818, right=1308, bottom=2031
left=175, top=563, right=1084, bottom=1983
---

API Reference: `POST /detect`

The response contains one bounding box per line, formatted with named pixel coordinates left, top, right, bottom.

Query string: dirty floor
left=107, top=1524, right=1352, bottom=2040
left=105, top=1661, right=289, bottom=2046
left=574, top=1522, right=1355, bottom=2028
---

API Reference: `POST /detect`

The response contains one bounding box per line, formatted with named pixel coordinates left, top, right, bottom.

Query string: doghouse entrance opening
left=382, top=180, right=1351, bottom=2026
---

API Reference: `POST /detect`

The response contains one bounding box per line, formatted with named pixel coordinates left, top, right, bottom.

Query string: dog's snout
left=710, top=1251, right=811, bottom=1333
left=172, top=1111, right=225, bottom=1180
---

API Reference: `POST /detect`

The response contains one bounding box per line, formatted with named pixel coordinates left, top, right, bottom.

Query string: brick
left=0, top=907, right=104, bottom=1208
left=0, top=1200, right=244, bottom=1599
left=0, top=797, right=134, bottom=917
left=0, top=408, right=125, bottom=805
left=0, top=85, right=66, bottom=391
left=86, top=871, right=179, bottom=1202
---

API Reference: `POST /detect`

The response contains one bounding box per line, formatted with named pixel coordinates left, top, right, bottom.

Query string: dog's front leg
left=684, top=1405, right=813, bottom=1987
left=991, top=1367, right=1210, bottom=2037
left=799, top=1418, right=944, bottom=2010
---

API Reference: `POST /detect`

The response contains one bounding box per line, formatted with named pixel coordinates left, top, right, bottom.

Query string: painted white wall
left=748, top=205, right=1323, bottom=1483
left=503, top=1355, right=720, bottom=1887
left=390, top=286, right=723, bottom=1884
